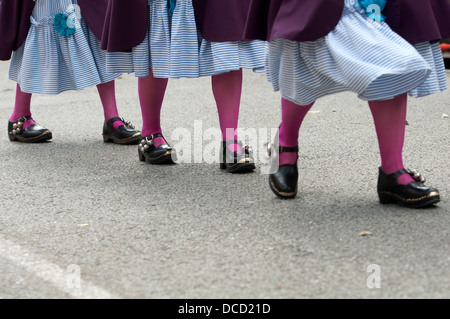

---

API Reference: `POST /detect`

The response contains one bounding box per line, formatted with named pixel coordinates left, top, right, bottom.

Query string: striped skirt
left=106, top=0, right=266, bottom=78
left=9, top=0, right=120, bottom=95
left=266, top=0, right=447, bottom=105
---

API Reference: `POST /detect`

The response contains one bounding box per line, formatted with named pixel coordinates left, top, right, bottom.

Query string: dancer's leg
left=278, top=98, right=314, bottom=165
left=368, top=93, right=414, bottom=185
left=138, top=69, right=168, bottom=146
left=211, top=69, right=243, bottom=152
left=10, top=84, right=35, bottom=129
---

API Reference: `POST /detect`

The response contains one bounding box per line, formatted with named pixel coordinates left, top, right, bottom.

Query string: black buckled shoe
left=377, top=168, right=440, bottom=208
left=8, top=116, right=52, bottom=143
left=138, top=133, right=177, bottom=164
left=268, top=139, right=299, bottom=199
left=103, top=117, right=142, bottom=145
left=219, top=140, right=255, bottom=173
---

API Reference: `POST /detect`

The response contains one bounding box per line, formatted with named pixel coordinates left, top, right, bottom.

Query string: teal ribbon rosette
left=358, top=0, right=387, bottom=22
left=54, top=13, right=76, bottom=37
left=168, top=0, right=177, bottom=18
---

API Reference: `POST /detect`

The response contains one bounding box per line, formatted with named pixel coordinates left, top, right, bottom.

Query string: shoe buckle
left=406, top=168, right=426, bottom=184
left=121, top=118, right=135, bottom=129
left=244, top=144, right=253, bottom=155
left=10, top=117, right=26, bottom=135
left=139, top=136, right=154, bottom=152
left=266, top=143, right=273, bottom=157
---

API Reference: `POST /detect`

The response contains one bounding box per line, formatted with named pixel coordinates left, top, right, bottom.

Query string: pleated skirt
left=9, top=0, right=121, bottom=95
left=106, top=0, right=266, bottom=78
left=265, top=0, right=447, bottom=105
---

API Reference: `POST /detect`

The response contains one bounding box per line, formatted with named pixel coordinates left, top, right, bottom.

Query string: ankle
left=23, top=118, right=35, bottom=130
left=279, top=152, right=298, bottom=166
left=105, top=117, right=125, bottom=130
left=152, top=136, right=167, bottom=147
left=396, top=173, right=414, bottom=185
left=10, top=115, right=35, bottom=130
left=224, top=140, right=243, bottom=153
left=142, top=132, right=166, bottom=147
left=10, top=114, right=31, bottom=122
left=381, top=167, right=415, bottom=185
left=112, top=119, right=125, bottom=130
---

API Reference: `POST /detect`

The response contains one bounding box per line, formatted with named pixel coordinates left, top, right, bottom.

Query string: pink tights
left=10, top=84, right=34, bottom=129
left=278, top=98, right=314, bottom=166
left=138, top=69, right=244, bottom=151
left=369, top=94, right=414, bottom=185
left=10, top=81, right=124, bottom=130
left=278, top=95, right=413, bottom=185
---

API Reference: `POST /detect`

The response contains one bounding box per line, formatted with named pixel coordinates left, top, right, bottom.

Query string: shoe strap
left=143, top=133, right=166, bottom=144
left=223, top=139, right=254, bottom=153
left=106, top=117, right=122, bottom=126
left=149, top=133, right=164, bottom=139
left=388, top=168, right=409, bottom=180
left=12, top=115, right=33, bottom=123
left=386, top=168, right=425, bottom=184
left=106, top=117, right=136, bottom=129
left=224, top=139, right=242, bottom=147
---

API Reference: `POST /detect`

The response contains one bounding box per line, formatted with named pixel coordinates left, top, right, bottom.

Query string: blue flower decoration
left=54, top=13, right=76, bottom=37
left=358, top=0, right=387, bottom=22
left=167, top=0, right=177, bottom=18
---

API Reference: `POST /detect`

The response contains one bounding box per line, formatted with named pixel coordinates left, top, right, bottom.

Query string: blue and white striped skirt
left=266, top=0, right=447, bottom=105
left=9, top=0, right=121, bottom=95
left=106, top=0, right=266, bottom=78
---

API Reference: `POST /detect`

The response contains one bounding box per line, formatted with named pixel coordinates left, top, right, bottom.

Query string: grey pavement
left=0, top=60, right=449, bottom=299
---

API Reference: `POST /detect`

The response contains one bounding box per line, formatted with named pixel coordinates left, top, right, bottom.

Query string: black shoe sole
left=378, top=191, right=440, bottom=208
left=220, top=162, right=255, bottom=173
left=8, top=131, right=52, bottom=143
left=103, top=133, right=142, bottom=145
left=269, top=177, right=297, bottom=199
left=138, top=148, right=177, bottom=164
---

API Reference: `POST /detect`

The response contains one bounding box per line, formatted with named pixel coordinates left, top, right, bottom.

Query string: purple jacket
left=383, top=0, right=450, bottom=44
left=240, top=0, right=345, bottom=42
left=100, top=0, right=450, bottom=53
left=100, top=0, right=148, bottom=52
left=192, top=0, right=255, bottom=42
left=242, top=0, right=450, bottom=44
left=100, top=0, right=259, bottom=51
left=0, top=0, right=108, bottom=60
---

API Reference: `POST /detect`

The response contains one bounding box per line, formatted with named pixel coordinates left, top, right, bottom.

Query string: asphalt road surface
left=0, top=60, right=449, bottom=299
